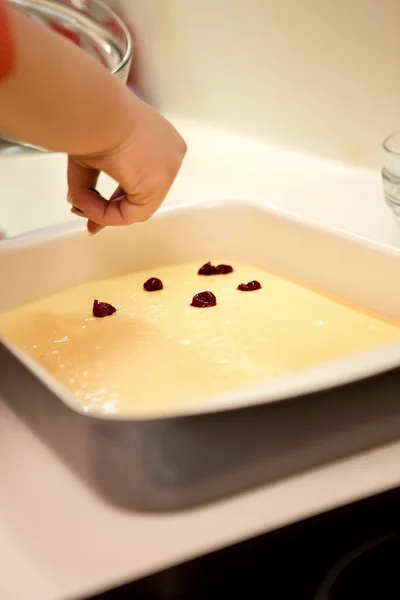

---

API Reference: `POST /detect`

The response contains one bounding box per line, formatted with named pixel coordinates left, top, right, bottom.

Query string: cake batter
left=1, top=261, right=400, bottom=416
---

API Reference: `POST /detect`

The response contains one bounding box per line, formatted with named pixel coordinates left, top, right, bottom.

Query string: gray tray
left=3, top=202, right=400, bottom=512
left=2, top=342, right=400, bottom=512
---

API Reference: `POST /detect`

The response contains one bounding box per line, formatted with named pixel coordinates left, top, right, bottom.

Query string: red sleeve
left=0, top=0, right=15, bottom=82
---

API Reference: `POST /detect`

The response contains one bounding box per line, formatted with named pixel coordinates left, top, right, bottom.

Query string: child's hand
left=0, top=4, right=186, bottom=232
left=67, top=98, right=186, bottom=235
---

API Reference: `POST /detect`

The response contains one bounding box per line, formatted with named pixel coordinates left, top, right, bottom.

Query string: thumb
left=67, top=156, right=101, bottom=211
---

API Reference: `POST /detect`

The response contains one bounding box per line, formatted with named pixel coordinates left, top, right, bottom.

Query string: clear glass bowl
left=382, top=131, right=400, bottom=226
left=9, top=0, right=132, bottom=82
left=2, top=0, right=133, bottom=151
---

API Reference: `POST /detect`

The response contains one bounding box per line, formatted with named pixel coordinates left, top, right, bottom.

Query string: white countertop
left=2, top=117, right=400, bottom=600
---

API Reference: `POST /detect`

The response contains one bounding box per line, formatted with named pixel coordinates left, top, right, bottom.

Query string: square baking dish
left=2, top=200, right=400, bottom=512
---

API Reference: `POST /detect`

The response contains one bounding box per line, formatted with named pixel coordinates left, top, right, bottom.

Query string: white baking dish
left=2, top=200, right=400, bottom=511
left=2, top=200, right=400, bottom=418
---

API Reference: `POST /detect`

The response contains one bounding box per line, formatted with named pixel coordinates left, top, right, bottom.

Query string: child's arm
left=0, top=2, right=186, bottom=233
left=0, top=4, right=136, bottom=154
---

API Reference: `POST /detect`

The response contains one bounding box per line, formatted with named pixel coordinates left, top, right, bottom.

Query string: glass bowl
left=382, top=131, right=400, bottom=226
left=9, top=0, right=132, bottom=82
left=2, top=0, right=133, bottom=151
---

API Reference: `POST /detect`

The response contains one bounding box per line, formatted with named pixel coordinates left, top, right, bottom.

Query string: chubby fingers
left=67, top=157, right=99, bottom=231
left=70, top=191, right=104, bottom=234
left=69, top=184, right=166, bottom=229
left=68, top=156, right=172, bottom=234
left=85, top=186, right=122, bottom=235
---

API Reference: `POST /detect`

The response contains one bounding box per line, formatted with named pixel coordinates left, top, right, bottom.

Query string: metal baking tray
left=2, top=201, right=400, bottom=511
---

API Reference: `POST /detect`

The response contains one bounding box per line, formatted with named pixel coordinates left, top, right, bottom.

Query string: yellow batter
left=1, top=261, right=400, bottom=416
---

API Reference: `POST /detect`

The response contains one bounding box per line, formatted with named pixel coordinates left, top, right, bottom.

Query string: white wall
left=114, top=0, right=400, bottom=168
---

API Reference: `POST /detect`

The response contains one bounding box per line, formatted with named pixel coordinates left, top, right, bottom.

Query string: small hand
left=67, top=99, right=186, bottom=235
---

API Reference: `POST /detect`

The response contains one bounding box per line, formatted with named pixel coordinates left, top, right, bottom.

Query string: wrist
left=72, top=91, right=140, bottom=159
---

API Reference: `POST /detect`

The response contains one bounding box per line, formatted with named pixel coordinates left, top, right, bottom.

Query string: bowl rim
left=383, top=130, right=400, bottom=156
left=8, top=0, right=133, bottom=77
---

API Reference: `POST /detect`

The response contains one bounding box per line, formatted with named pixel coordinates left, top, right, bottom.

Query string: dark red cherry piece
left=190, top=291, right=217, bottom=308
left=217, top=264, right=233, bottom=274
left=143, top=277, right=163, bottom=292
left=198, top=262, right=233, bottom=275
left=92, top=299, right=117, bottom=318
left=237, top=280, right=262, bottom=292
left=198, top=262, right=219, bottom=275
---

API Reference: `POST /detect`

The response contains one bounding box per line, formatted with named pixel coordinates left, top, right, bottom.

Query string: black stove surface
left=82, top=486, right=400, bottom=600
